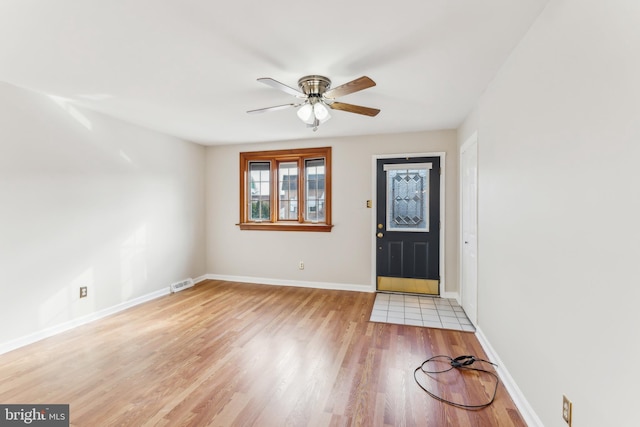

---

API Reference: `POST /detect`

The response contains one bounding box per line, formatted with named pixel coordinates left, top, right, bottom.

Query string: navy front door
left=376, top=156, right=441, bottom=295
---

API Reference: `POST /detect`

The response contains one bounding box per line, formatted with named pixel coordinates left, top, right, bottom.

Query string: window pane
left=305, top=158, right=325, bottom=222
left=249, top=162, right=270, bottom=221
left=278, top=162, right=298, bottom=220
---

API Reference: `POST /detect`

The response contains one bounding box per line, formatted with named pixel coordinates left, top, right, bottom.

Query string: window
left=239, top=147, right=332, bottom=232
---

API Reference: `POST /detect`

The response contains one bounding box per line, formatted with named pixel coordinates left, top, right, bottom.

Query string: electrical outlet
left=80, top=286, right=88, bottom=298
left=562, top=395, right=572, bottom=426
left=298, top=261, right=304, bottom=270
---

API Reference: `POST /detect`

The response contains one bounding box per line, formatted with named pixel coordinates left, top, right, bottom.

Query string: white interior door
left=461, top=134, right=478, bottom=325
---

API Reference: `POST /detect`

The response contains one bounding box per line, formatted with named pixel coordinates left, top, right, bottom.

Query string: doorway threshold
left=369, top=293, right=475, bottom=332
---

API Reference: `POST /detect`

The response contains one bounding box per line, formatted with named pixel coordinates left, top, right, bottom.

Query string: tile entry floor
left=369, top=293, right=476, bottom=332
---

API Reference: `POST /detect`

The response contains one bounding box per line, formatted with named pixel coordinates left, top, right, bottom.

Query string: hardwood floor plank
left=0, top=280, right=526, bottom=426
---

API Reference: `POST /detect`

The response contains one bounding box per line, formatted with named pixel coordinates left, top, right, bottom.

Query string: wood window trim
left=238, top=146, right=333, bottom=232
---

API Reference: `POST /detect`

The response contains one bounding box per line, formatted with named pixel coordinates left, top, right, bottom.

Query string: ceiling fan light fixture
left=313, top=102, right=330, bottom=123
left=297, top=103, right=315, bottom=124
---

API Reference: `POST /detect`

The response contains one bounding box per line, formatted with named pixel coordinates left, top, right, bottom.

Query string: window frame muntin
left=239, top=147, right=332, bottom=232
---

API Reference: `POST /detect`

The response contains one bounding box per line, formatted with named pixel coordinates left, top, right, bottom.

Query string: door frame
left=370, top=152, right=446, bottom=294
left=460, top=132, right=478, bottom=324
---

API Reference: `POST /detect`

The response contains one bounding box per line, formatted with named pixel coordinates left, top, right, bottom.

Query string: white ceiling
left=0, top=0, right=549, bottom=145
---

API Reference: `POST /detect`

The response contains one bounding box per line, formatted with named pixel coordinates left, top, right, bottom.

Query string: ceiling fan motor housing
left=298, top=75, right=331, bottom=96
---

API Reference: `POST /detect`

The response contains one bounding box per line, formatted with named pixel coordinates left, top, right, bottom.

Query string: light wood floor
left=0, top=280, right=525, bottom=426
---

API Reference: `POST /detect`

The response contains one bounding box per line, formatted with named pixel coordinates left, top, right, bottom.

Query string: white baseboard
left=205, top=274, right=374, bottom=293
left=475, top=327, right=543, bottom=427
left=0, top=286, right=173, bottom=356
left=204, top=275, right=464, bottom=298
left=193, top=275, right=209, bottom=285
left=441, top=291, right=459, bottom=300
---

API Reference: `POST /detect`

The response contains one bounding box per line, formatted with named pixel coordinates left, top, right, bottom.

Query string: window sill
left=237, top=222, right=333, bottom=232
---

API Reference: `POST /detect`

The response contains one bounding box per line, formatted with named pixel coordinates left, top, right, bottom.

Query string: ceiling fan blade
left=328, top=101, right=380, bottom=117
left=257, top=78, right=306, bottom=97
left=323, top=76, right=376, bottom=99
left=247, top=103, right=299, bottom=114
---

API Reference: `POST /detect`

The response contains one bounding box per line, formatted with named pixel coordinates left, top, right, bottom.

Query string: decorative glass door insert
left=383, top=163, right=432, bottom=232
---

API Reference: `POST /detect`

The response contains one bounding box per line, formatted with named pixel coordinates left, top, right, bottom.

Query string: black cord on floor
left=413, top=355, right=499, bottom=410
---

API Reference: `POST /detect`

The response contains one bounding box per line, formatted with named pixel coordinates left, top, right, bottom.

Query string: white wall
left=206, top=130, right=459, bottom=292
left=0, top=82, right=206, bottom=348
left=459, top=1, right=640, bottom=426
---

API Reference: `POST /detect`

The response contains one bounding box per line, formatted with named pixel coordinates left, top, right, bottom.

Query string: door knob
left=377, top=232, right=384, bottom=238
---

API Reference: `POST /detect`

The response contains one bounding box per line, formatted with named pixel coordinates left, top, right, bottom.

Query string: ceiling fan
left=247, top=75, right=380, bottom=131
